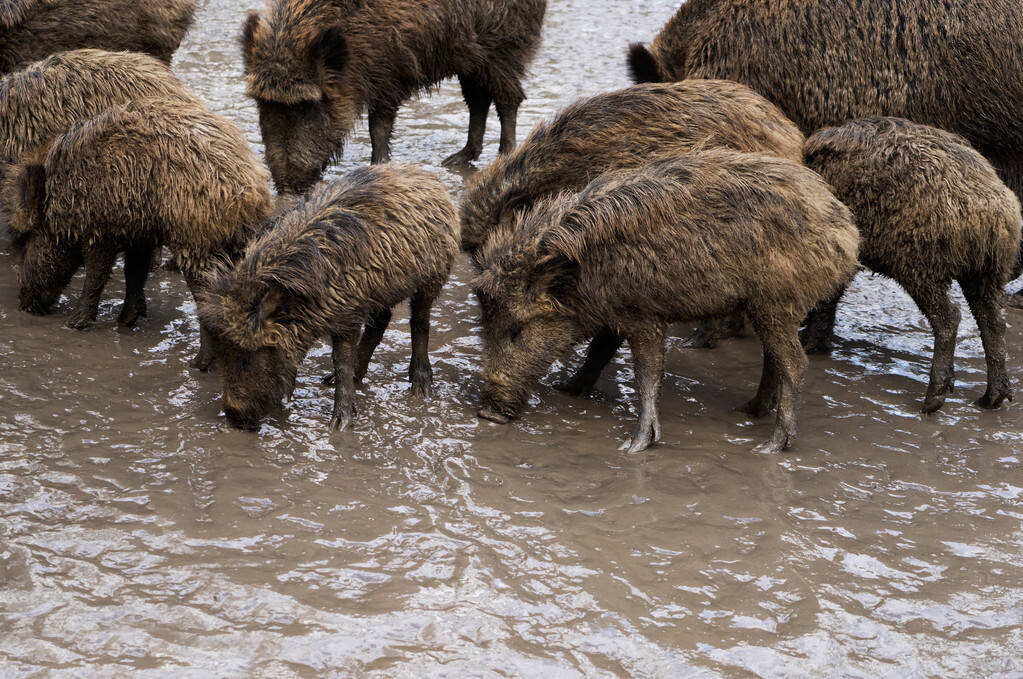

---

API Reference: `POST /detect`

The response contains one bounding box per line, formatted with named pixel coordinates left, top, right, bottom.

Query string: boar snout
left=477, top=406, right=512, bottom=424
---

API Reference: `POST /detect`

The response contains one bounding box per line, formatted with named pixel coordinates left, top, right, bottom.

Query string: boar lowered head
left=241, top=5, right=359, bottom=194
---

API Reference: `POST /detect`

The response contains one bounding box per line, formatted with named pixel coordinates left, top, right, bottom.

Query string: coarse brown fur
left=0, top=0, right=196, bottom=73
left=197, top=163, right=459, bottom=431
left=803, top=117, right=1022, bottom=413
left=2, top=97, right=272, bottom=367
left=627, top=0, right=1023, bottom=233
left=460, top=79, right=805, bottom=260
left=474, top=150, right=860, bottom=453
left=240, top=0, right=546, bottom=193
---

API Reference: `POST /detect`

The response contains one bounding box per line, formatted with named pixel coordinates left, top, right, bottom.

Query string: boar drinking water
left=803, top=117, right=1022, bottom=413
left=197, top=164, right=458, bottom=431
left=1, top=97, right=272, bottom=368
left=0, top=0, right=196, bottom=74
left=240, top=0, right=546, bottom=193
left=474, top=151, right=860, bottom=453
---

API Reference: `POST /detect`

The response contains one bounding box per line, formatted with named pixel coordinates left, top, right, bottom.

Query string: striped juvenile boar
left=474, top=151, right=859, bottom=453
left=2, top=97, right=272, bottom=367
left=197, top=164, right=458, bottom=431
left=0, top=0, right=196, bottom=73
left=240, top=0, right=546, bottom=193
left=803, top=117, right=1022, bottom=412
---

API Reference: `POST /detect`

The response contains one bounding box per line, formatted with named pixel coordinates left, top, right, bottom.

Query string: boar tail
left=0, top=161, right=46, bottom=234
left=627, top=43, right=663, bottom=84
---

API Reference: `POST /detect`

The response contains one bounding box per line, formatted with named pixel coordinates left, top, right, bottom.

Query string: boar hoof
left=441, top=147, right=480, bottom=169
left=65, top=309, right=95, bottom=330
left=478, top=407, right=510, bottom=424
left=190, top=352, right=214, bottom=372
left=555, top=379, right=591, bottom=398
left=330, top=406, right=355, bottom=431
left=976, top=386, right=1013, bottom=409
left=680, top=324, right=719, bottom=349
left=118, top=301, right=147, bottom=326
left=754, top=430, right=790, bottom=453
left=1006, top=291, right=1023, bottom=310
left=321, top=372, right=336, bottom=385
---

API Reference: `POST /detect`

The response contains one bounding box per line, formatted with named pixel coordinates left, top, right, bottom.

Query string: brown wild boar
left=803, top=117, right=1021, bottom=413
left=197, top=164, right=458, bottom=431
left=240, top=0, right=546, bottom=193
left=474, top=150, right=860, bottom=453
left=2, top=97, right=272, bottom=368
left=0, top=0, right=196, bottom=73
left=627, top=0, right=1023, bottom=290
left=461, top=79, right=805, bottom=385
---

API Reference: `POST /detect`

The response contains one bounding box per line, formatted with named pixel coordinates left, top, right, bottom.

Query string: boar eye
left=508, top=325, right=522, bottom=342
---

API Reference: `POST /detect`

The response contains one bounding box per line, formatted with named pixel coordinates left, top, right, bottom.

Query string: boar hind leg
left=905, top=280, right=960, bottom=413
left=800, top=287, right=845, bottom=354
left=492, top=80, right=525, bottom=155
left=66, top=241, right=118, bottom=329
left=408, top=286, right=441, bottom=397
left=368, top=105, right=397, bottom=164
left=960, top=275, right=1012, bottom=409
left=443, top=75, right=492, bottom=167
left=682, top=312, right=745, bottom=348
left=119, top=242, right=155, bottom=326
left=329, top=329, right=360, bottom=431
left=750, top=314, right=807, bottom=452
left=355, top=308, right=392, bottom=383
left=557, top=330, right=623, bottom=397
left=620, top=324, right=666, bottom=454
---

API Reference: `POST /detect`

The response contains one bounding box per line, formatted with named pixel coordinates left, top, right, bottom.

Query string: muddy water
left=3, top=1, right=1023, bottom=677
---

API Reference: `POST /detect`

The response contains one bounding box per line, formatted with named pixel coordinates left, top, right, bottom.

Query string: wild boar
left=197, top=163, right=458, bottom=431
left=0, top=0, right=196, bottom=73
left=803, top=117, right=1022, bottom=412
left=240, top=0, right=546, bottom=193
left=2, top=97, right=272, bottom=368
left=627, top=0, right=1023, bottom=290
left=474, top=150, right=859, bottom=453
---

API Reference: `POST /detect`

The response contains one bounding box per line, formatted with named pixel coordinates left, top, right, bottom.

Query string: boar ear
left=530, top=252, right=578, bottom=308
left=310, top=24, right=348, bottom=75
left=240, top=11, right=261, bottom=65
left=627, top=43, right=663, bottom=84
left=251, top=285, right=292, bottom=347
left=1, top=162, right=46, bottom=234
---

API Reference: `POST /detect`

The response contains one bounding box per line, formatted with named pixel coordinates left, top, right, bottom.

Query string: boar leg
left=682, top=312, right=745, bottom=348
left=355, top=308, right=392, bottom=383
left=750, top=314, right=807, bottom=452
left=408, top=287, right=439, bottom=396
left=620, top=324, right=666, bottom=453
left=742, top=344, right=780, bottom=419
left=118, top=242, right=155, bottom=326
left=557, top=330, right=623, bottom=396
left=443, top=75, right=492, bottom=167
left=904, top=280, right=960, bottom=413
left=66, top=241, right=118, bottom=329
left=960, top=275, right=1013, bottom=409
left=329, top=329, right=360, bottom=431
left=368, top=105, right=397, bottom=164
left=493, top=82, right=524, bottom=155
left=800, top=287, right=845, bottom=353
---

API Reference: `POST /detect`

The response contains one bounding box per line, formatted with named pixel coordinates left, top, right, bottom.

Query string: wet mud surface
left=3, top=1, right=1023, bottom=676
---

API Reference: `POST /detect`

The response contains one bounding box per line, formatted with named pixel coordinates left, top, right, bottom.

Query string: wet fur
left=475, top=150, right=860, bottom=452
left=197, top=163, right=459, bottom=429
left=0, top=0, right=196, bottom=73
left=241, top=0, right=546, bottom=190
left=804, top=117, right=1021, bottom=412
left=460, top=80, right=805, bottom=260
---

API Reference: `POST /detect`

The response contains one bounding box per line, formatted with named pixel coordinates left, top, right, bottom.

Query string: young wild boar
left=627, top=0, right=1023, bottom=289
left=197, top=164, right=458, bottom=431
left=474, top=151, right=860, bottom=453
left=461, top=79, right=805, bottom=384
left=240, top=0, right=546, bottom=193
left=803, top=118, right=1022, bottom=413
left=2, top=97, right=272, bottom=368
left=0, top=0, right=196, bottom=73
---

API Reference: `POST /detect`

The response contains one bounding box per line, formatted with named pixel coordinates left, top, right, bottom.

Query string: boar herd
left=1, top=0, right=1022, bottom=453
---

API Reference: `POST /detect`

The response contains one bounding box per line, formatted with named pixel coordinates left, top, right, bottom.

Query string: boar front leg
left=620, top=324, right=666, bottom=453
left=408, top=286, right=440, bottom=396
left=66, top=240, right=118, bottom=329
left=800, top=286, right=845, bottom=354
left=557, top=329, right=623, bottom=397
left=119, top=242, right=155, bottom=326
left=329, top=328, right=360, bottom=431
left=750, top=312, right=807, bottom=452
left=355, top=308, right=392, bottom=383
left=443, top=75, right=492, bottom=167
left=493, top=80, right=524, bottom=155
left=368, top=105, right=397, bottom=164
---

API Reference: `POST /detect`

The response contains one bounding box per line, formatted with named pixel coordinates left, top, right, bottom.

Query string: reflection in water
left=2, top=0, right=1023, bottom=676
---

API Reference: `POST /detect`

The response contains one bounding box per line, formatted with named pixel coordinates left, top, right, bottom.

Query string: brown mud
left=2, top=1, right=1023, bottom=676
